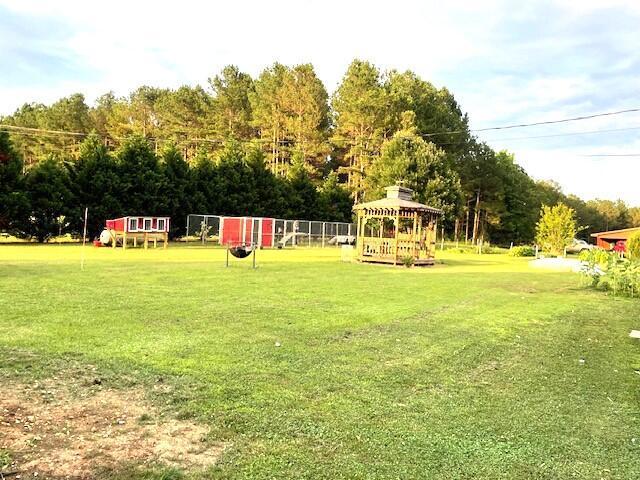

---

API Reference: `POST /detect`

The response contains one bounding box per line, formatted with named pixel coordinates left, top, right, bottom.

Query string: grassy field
left=1, top=244, right=639, bottom=479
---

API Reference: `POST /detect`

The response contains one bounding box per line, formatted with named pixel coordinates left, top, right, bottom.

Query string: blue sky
left=1, top=0, right=639, bottom=204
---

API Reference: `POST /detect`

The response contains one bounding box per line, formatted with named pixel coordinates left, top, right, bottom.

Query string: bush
left=579, top=249, right=615, bottom=287
left=627, top=231, right=640, bottom=260
left=508, top=245, right=535, bottom=257
left=445, top=243, right=500, bottom=254
left=579, top=249, right=640, bottom=297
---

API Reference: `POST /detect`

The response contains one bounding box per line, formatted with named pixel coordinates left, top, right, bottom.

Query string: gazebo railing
left=359, top=236, right=434, bottom=262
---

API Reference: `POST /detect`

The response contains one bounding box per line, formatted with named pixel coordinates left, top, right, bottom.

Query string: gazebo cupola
left=353, top=186, right=442, bottom=266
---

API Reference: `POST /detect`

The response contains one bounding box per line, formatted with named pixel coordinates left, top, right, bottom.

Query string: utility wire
left=2, top=106, right=640, bottom=147
left=581, top=154, right=640, bottom=157
left=471, top=108, right=640, bottom=133
left=483, top=125, right=640, bottom=142
left=419, top=107, right=640, bottom=138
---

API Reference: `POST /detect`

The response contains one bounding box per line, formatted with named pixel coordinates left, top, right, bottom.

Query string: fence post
left=322, top=222, right=326, bottom=248
left=308, top=222, right=312, bottom=248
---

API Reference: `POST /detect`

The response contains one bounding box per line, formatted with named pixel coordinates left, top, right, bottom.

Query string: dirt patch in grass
left=0, top=380, right=225, bottom=479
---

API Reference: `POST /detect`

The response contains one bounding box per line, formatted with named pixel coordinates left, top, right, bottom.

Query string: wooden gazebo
left=353, top=186, right=442, bottom=266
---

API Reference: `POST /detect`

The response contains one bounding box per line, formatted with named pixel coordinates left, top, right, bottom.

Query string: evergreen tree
left=286, top=152, right=320, bottom=219
left=365, top=112, right=461, bottom=220
left=155, top=86, right=213, bottom=161
left=332, top=59, right=389, bottom=200
left=209, top=65, right=255, bottom=140
left=453, top=140, right=504, bottom=243
left=70, top=133, right=122, bottom=237
left=317, top=172, right=353, bottom=223
left=488, top=150, right=538, bottom=244
left=245, top=146, right=287, bottom=217
left=24, top=156, right=75, bottom=242
left=250, top=63, right=290, bottom=176
left=190, top=148, right=220, bottom=215
left=116, top=136, right=165, bottom=214
left=215, top=140, right=256, bottom=215
left=160, top=143, right=193, bottom=237
left=0, top=131, right=29, bottom=234
left=280, top=64, right=330, bottom=175
left=385, top=70, right=470, bottom=155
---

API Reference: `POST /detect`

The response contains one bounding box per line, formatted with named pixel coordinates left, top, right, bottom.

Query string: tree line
left=1, top=59, right=639, bottom=243
left=0, top=131, right=352, bottom=241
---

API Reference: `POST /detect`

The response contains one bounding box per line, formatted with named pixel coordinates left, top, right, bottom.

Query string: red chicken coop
left=101, top=216, right=170, bottom=249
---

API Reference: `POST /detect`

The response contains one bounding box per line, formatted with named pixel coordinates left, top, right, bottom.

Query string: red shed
left=103, top=216, right=170, bottom=249
left=219, top=216, right=275, bottom=248
left=591, top=227, right=640, bottom=250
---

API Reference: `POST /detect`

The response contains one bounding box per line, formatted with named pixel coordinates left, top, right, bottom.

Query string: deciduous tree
left=536, top=203, right=577, bottom=256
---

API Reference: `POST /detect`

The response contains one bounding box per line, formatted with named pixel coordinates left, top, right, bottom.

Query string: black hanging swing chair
left=228, top=244, right=256, bottom=259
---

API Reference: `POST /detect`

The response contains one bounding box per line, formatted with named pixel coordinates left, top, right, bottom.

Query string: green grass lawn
left=1, top=244, right=639, bottom=479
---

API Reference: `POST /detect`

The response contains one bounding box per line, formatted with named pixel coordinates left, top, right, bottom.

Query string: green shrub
left=401, top=255, right=414, bottom=267
left=579, top=249, right=640, bottom=297
left=0, top=449, right=12, bottom=470
left=627, top=231, right=640, bottom=260
left=508, top=245, right=535, bottom=257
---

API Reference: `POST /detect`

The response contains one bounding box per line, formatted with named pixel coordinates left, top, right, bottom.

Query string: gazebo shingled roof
left=353, top=197, right=442, bottom=214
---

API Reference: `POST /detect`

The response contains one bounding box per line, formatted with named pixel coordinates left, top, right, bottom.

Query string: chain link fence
left=186, top=214, right=355, bottom=247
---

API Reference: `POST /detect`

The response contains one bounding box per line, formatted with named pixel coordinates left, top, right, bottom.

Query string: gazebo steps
left=356, top=256, right=436, bottom=266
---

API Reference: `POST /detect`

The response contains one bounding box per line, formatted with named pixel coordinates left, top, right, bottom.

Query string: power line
left=3, top=106, right=640, bottom=150
left=474, top=108, right=640, bottom=132
left=421, top=107, right=640, bottom=138
left=0, top=124, right=87, bottom=137
left=0, top=124, right=298, bottom=146
left=483, top=125, right=640, bottom=142
left=581, top=154, right=640, bottom=157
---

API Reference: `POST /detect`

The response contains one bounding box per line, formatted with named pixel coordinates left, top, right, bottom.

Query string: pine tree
left=332, top=60, right=389, bottom=201
left=249, top=63, right=289, bottom=176
left=280, top=64, right=330, bottom=176
left=209, top=65, right=255, bottom=140
left=155, top=86, right=213, bottom=161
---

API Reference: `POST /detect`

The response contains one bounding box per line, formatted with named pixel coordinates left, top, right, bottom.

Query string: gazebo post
left=412, top=211, right=418, bottom=259
left=393, top=212, right=400, bottom=266
left=418, top=215, right=424, bottom=258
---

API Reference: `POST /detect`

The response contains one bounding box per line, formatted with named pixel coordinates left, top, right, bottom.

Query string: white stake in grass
left=80, top=207, right=88, bottom=271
